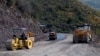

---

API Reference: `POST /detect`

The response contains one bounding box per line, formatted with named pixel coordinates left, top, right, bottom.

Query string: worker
left=21, top=32, right=27, bottom=40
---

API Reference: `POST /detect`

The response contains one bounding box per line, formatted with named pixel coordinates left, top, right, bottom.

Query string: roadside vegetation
left=6, top=0, right=100, bottom=34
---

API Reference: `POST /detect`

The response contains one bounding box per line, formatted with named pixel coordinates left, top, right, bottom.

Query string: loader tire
left=89, top=34, right=92, bottom=41
left=25, top=39, right=33, bottom=49
left=73, top=36, right=78, bottom=43
left=6, top=39, right=17, bottom=50
left=85, top=33, right=92, bottom=43
left=85, top=35, right=90, bottom=43
left=73, top=37, right=75, bottom=43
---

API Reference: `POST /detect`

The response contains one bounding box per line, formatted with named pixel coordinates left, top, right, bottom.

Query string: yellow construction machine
left=5, top=28, right=35, bottom=50
left=73, top=24, right=92, bottom=43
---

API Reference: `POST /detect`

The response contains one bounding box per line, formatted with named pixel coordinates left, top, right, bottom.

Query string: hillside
left=5, top=0, right=100, bottom=33
left=1, top=0, right=99, bottom=33
left=0, top=0, right=45, bottom=48
left=23, top=0, right=99, bottom=33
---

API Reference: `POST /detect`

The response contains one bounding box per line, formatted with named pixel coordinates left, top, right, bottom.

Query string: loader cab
left=12, top=28, right=27, bottom=39
left=77, top=24, right=90, bottom=31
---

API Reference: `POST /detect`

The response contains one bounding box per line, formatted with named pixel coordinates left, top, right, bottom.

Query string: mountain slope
left=0, top=0, right=44, bottom=48
left=2, top=0, right=99, bottom=33
left=28, top=0, right=100, bottom=32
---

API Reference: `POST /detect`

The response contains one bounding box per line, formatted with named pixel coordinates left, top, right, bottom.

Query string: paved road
left=0, top=33, right=100, bottom=56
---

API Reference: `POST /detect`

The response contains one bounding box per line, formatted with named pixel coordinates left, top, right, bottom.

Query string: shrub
left=16, top=0, right=32, bottom=15
left=6, top=0, right=16, bottom=7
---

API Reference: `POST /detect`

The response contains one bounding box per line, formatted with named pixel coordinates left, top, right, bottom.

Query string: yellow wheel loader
left=5, top=28, right=35, bottom=50
left=73, top=24, right=92, bottom=43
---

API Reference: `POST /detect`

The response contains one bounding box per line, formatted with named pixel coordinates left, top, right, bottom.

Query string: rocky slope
left=27, top=0, right=100, bottom=32
left=0, top=0, right=44, bottom=49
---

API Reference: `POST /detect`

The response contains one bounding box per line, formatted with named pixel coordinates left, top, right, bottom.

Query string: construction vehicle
left=73, top=24, right=92, bottom=43
left=5, top=28, right=35, bottom=50
left=49, top=31, right=57, bottom=40
left=40, top=25, right=49, bottom=33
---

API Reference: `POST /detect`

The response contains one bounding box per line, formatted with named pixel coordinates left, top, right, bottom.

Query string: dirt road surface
left=0, top=33, right=100, bottom=56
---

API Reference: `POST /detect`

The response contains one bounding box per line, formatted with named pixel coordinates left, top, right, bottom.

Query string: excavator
left=5, top=28, right=35, bottom=50
left=73, top=24, right=92, bottom=43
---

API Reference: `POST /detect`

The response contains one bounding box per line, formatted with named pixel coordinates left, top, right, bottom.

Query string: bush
left=6, top=0, right=16, bottom=7
left=16, top=0, right=32, bottom=15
